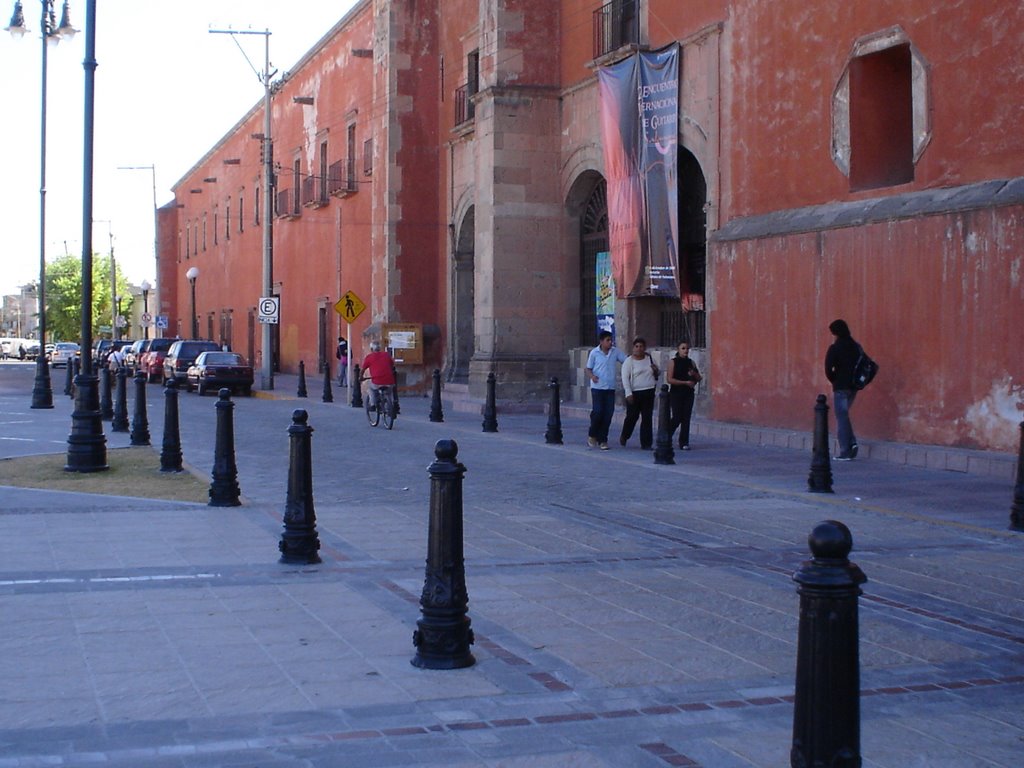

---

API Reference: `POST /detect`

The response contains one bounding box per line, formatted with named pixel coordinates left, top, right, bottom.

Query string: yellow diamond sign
left=334, top=291, right=366, bottom=323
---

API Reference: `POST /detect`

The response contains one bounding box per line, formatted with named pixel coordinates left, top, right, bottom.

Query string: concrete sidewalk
left=0, top=361, right=1022, bottom=767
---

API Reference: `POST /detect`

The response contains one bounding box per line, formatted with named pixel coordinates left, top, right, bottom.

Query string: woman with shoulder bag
left=667, top=341, right=701, bottom=450
left=619, top=337, right=659, bottom=450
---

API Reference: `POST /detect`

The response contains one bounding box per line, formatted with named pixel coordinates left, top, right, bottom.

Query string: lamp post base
left=65, top=371, right=108, bottom=472
left=31, top=355, right=54, bottom=409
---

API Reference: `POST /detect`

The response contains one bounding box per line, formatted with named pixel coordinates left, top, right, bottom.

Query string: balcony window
left=593, top=0, right=640, bottom=60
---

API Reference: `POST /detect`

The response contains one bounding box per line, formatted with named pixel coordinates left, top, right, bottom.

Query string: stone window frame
left=831, top=26, right=931, bottom=180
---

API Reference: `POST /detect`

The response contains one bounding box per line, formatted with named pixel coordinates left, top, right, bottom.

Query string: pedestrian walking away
left=825, top=318, right=860, bottom=460
left=336, top=336, right=349, bottom=386
left=666, top=341, right=701, bottom=450
left=619, top=337, right=659, bottom=449
left=585, top=330, right=626, bottom=451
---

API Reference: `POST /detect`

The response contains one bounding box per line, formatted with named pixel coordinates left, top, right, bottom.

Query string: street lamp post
left=186, top=266, right=199, bottom=339
left=140, top=278, right=150, bottom=339
left=114, top=294, right=122, bottom=340
left=6, top=0, right=78, bottom=410
left=65, top=0, right=106, bottom=472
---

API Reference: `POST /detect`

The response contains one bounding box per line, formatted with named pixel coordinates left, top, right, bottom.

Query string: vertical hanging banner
left=595, top=250, right=616, bottom=342
left=598, top=44, right=680, bottom=298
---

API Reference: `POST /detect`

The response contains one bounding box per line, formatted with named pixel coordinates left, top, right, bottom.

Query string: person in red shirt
left=361, top=341, right=396, bottom=391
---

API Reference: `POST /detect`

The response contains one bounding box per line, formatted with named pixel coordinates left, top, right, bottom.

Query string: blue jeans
left=589, top=389, right=616, bottom=444
left=833, top=389, right=857, bottom=455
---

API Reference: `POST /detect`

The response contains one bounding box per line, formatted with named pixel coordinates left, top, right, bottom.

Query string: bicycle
left=363, top=380, right=396, bottom=429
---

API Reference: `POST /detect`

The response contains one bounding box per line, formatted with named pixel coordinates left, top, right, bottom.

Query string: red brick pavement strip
left=640, top=742, right=701, bottom=766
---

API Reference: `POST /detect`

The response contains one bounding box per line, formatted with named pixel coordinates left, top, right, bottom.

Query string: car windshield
left=56, top=343, right=79, bottom=350
left=150, top=339, right=175, bottom=352
left=201, top=353, right=243, bottom=365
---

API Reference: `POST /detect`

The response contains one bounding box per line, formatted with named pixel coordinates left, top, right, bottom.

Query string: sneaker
left=587, top=437, right=598, bottom=449
left=833, top=453, right=853, bottom=461
left=850, top=443, right=859, bottom=459
left=680, top=444, right=690, bottom=451
left=599, top=442, right=610, bottom=451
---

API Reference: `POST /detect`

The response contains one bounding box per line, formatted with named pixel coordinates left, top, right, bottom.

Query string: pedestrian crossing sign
left=335, top=291, right=366, bottom=322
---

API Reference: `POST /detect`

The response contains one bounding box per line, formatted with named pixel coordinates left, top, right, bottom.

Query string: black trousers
left=620, top=388, right=656, bottom=448
left=669, top=388, right=695, bottom=447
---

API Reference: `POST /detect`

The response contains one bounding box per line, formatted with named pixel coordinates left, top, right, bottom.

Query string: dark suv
left=163, top=340, right=221, bottom=385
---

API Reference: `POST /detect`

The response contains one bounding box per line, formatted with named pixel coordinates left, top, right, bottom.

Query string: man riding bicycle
left=361, top=340, right=396, bottom=397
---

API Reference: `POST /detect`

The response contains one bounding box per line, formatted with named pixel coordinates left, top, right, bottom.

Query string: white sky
left=0, top=0, right=358, bottom=296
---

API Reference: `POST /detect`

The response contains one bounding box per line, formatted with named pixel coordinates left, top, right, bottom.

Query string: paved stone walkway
left=0, top=361, right=1021, bottom=766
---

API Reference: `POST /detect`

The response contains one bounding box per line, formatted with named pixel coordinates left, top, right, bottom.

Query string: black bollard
left=429, top=369, right=444, bottom=423
left=791, top=520, right=867, bottom=768
left=807, top=394, right=834, bottom=493
left=99, top=366, right=113, bottom=420
left=111, top=368, right=130, bottom=433
left=481, top=372, right=498, bottom=433
left=129, top=371, right=151, bottom=446
left=160, top=378, right=183, bottom=473
left=297, top=360, right=308, bottom=398
left=64, top=356, right=75, bottom=396
left=1010, top=421, right=1024, bottom=531
left=653, top=384, right=675, bottom=465
left=545, top=377, right=563, bottom=444
left=412, top=439, right=475, bottom=669
left=391, top=365, right=401, bottom=415
left=209, top=388, right=241, bottom=507
left=279, top=409, right=322, bottom=564
left=322, top=364, right=333, bottom=403
left=351, top=364, right=363, bottom=408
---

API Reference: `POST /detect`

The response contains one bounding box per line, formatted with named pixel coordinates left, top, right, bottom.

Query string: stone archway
left=449, top=206, right=475, bottom=383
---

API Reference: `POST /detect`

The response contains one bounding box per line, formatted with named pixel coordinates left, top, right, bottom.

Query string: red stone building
left=159, top=0, right=1024, bottom=451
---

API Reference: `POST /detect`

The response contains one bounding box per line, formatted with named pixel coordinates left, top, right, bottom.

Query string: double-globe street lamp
left=6, top=0, right=77, bottom=409
left=186, top=266, right=199, bottom=340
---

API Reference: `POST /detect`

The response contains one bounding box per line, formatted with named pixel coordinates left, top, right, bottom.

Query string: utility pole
left=209, top=26, right=275, bottom=390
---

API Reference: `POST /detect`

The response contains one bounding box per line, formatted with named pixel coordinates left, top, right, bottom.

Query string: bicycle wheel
left=365, top=387, right=380, bottom=427
left=381, top=387, right=395, bottom=430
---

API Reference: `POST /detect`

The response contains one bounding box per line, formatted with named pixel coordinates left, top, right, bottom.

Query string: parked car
left=186, top=351, right=254, bottom=396
left=92, top=338, right=112, bottom=366
left=24, top=341, right=40, bottom=359
left=124, top=339, right=149, bottom=373
left=163, top=339, right=221, bottom=385
left=50, top=342, right=80, bottom=368
left=44, top=343, right=55, bottom=361
left=140, top=337, right=179, bottom=382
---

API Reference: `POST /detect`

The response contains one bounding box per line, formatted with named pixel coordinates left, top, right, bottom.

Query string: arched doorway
left=677, top=146, right=707, bottom=347
left=449, top=206, right=475, bottom=383
left=579, top=178, right=609, bottom=346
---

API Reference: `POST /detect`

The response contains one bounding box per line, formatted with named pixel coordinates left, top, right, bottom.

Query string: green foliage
left=43, top=253, right=134, bottom=342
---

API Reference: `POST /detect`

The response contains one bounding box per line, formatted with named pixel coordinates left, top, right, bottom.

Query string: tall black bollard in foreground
left=111, top=368, right=130, bottom=433
left=160, top=378, right=183, bottom=473
left=412, top=439, right=475, bottom=669
left=296, top=360, right=308, bottom=398
left=279, top=409, right=322, bottom=564
left=64, top=356, right=76, bottom=397
left=545, top=377, right=563, bottom=444
left=351, top=364, right=363, bottom=408
left=808, top=394, right=834, bottom=493
left=791, top=520, right=867, bottom=768
left=481, top=372, right=498, bottom=433
left=99, top=366, right=113, bottom=420
left=653, top=384, right=676, bottom=465
left=429, top=369, right=444, bottom=423
left=1010, top=421, right=1024, bottom=531
left=129, top=371, right=151, bottom=446
left=209, top=388, right=241, bottom=507
left=322, top=364, right=333, bottom=403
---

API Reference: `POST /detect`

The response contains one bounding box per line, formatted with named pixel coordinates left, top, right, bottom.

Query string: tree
left=44, top=253, right=134, bottom=342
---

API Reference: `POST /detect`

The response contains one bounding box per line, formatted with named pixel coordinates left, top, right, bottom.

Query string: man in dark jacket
left=824, top=319, right=860, bottom=460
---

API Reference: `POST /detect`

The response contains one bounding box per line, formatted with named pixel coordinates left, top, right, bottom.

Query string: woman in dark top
left=666, top=341, right=701, bottom=450
left=824, top=318, right=861, bottom=460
